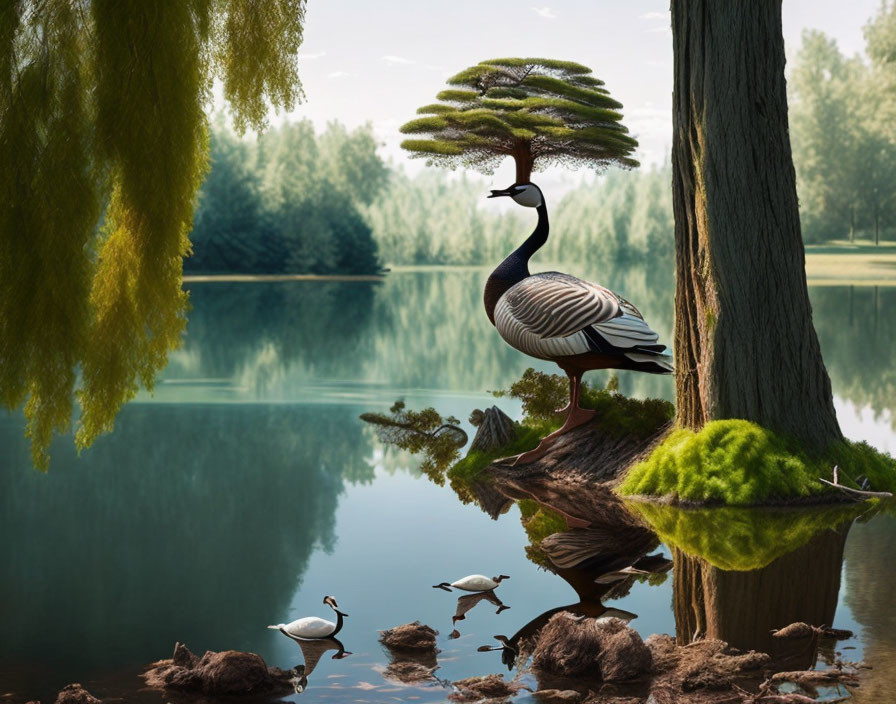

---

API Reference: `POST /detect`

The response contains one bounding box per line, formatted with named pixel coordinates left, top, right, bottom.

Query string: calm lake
left=1, top=267, right=894, bottom=702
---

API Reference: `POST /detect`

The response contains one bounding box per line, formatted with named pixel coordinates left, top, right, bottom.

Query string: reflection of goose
left=268, top=596, right=348, bottom=640
left=433, top=574, right=510, bottom=592
left=485, top=183, right=672, bottom=464
left=453, top=590, right=511, bottom=623
left=288, top=636, right=351, bottom=693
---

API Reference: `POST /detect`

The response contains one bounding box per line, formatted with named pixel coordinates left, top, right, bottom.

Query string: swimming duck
left=433, top=574, right=510, bottom=592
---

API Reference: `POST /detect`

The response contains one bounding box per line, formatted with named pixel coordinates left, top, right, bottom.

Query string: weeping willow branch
left=0, top=0, right=306, bottom=469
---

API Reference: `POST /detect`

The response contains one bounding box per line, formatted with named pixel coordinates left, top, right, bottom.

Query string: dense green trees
left=789, top=3, right=896, bottom=243
left=189, top=120, right=384, bottom=274
left=0, top=0, right=306, bottom=468
left=367, top=164, right=673, bottom=268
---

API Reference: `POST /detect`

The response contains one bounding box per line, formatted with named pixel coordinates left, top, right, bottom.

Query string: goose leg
left=505, top=373, right=596, bottom=466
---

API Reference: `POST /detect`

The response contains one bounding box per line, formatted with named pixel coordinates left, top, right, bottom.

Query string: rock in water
left=469, top=406, right=516, bottom=452
left=449, top=674, right=525, bottom=702
left=142, top=643, right=295, bottom=695
left=379, top=621, right=439, bottom=651
left=531, top=614, right=652, bottom=681
left=54, top=685, right=101, bottom=704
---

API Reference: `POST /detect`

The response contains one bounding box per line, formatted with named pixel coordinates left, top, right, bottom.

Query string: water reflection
left=631, top=502, right=869, bottom=669
left=166, top=273, right=896, bottom=419
left=449, top=591, right=511, bottom=639
left=285, top=637, right=352, bottom=693
left=0, top=404, right=374, bottom=690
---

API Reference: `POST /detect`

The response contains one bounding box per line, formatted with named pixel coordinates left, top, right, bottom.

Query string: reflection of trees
left=844, top=512, right=896, bottom=702
left=0, top=403, right=374, bottom=685
left=634, top=504, right=859, bottom=668
left=811, top=286, right=896, bottom=422
left=170, top=273, right=887, bottom=417
left=172, top=281, right=380, bottom=387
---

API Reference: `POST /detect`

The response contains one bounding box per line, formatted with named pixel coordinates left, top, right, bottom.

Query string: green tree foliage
left=188, top=119, right=384, bottom=275
left=789, top=17, right=896, bottom=243
left=400, top=58, right=639, bottom=182
left=0, top=0, right=306, bottom=468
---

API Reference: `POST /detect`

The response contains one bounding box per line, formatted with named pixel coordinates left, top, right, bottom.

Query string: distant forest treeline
left=188, top=4, right=896, bottom=272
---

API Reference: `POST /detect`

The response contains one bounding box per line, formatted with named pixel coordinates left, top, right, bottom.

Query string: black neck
left=332, top=610, right=345, bottom=636
left=492, top=203, right=548, bottom=283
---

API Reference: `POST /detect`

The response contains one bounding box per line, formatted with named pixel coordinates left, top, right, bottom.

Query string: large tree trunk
left=671, top=0, right=841, bottom=448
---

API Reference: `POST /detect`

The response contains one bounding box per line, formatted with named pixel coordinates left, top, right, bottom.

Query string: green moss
left=626, top=501, right=866, bottom=570
left=618, top=419, right=896, bottom=505
left=447, top=421, right=556, bottom=503
left=493, top=368, right=673, bottom=439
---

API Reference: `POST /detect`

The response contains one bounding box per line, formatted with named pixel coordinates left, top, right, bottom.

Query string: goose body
left=484, top=183, right=672, bottom=464
left=269, top=596, right=347, bottom=640
left=434, top=574, right=510, bottom=592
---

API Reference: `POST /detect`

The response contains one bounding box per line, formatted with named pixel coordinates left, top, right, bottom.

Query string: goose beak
left=488, top=188, right=513, bottom=198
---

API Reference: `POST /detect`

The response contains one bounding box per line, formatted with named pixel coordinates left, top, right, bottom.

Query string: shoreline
left=183, top=273, right=386, bottom=283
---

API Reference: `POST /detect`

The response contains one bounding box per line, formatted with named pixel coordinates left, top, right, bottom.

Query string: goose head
left=323, top=595, right=348, bottom=617
left=488, top=183, right=543, bottom=208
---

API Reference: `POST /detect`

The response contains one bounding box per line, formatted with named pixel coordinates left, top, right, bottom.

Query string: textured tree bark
left=671, top=0, right=842, bottom=448
left=673, top=524, right=849, bottom=667
left=513, top=141, right=535, bottom=183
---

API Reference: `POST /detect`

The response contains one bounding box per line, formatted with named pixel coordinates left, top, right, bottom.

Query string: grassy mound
left=626, top=501, right=865, bottom=570
left=618, top=419, right=896, bottom=505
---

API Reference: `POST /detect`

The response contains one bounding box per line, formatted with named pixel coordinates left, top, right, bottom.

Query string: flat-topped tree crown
left=400, top=58, right=639, bottom=182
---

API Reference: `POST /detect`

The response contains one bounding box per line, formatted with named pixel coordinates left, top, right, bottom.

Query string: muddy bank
left=142, top=642, right=296, bottom=696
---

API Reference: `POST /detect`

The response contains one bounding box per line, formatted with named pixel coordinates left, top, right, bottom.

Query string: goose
left=268, top=596, right=347, bottom=640
left=485, top=182, right=673, bottom=464
left=433, top=574, right=510, bottom=592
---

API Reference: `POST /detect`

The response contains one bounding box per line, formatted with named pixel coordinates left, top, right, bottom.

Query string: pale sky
left=229, top=1, right=880, bottom=190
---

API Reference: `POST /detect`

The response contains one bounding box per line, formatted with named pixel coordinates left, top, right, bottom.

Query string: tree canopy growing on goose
left=399, top=58, right=639, bottom=182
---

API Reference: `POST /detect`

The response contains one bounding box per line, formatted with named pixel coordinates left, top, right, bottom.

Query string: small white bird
left=268, top=595, right=348, bottom=640
left=433, top=574, right=510, bottom=592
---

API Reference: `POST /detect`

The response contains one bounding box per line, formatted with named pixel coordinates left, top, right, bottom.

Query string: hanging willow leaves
left=0, top=0, right=306, bottom=469
left=400, top=57, right=639, bottom=182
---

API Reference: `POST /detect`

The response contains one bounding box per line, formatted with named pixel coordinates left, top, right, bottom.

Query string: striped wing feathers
left=505, top=272, right=620, bottom=339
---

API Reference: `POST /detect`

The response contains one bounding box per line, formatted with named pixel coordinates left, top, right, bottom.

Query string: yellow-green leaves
left=215, top=0, right=306, bottom=133
left=0, top=0, right=306, bottom=469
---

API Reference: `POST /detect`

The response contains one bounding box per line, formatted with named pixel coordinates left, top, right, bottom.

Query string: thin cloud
left=298, top=51, right=327, bottom=60
left=328, top=71, right=352, bottom=79
left=381, top=55, right=415, bottom=65
left=532, top=6, right=557, bottom=18
left=639, top=11, right=666, bottom=20
left=646, top=26, right=671, bottom=34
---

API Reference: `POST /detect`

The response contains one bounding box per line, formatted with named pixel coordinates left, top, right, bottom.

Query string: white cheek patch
left=512, top=186, right=542, bottom=208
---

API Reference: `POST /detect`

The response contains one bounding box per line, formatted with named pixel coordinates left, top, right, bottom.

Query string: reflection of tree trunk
left=673, top=525, right=849, bottom=668
left=670, top=0, right=841, bottom=448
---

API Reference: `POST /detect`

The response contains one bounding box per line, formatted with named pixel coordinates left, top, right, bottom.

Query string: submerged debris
left=771, top=621, right=854, bottom=640
left=382, top=660, right=437, bottom=685
left=449, top=673, right=526, bottom=702
left=142, top=642, right=295, bottom=695
left=531, top=614, right=652, bottom=681
left=379, top=621, right=439, bottom=652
